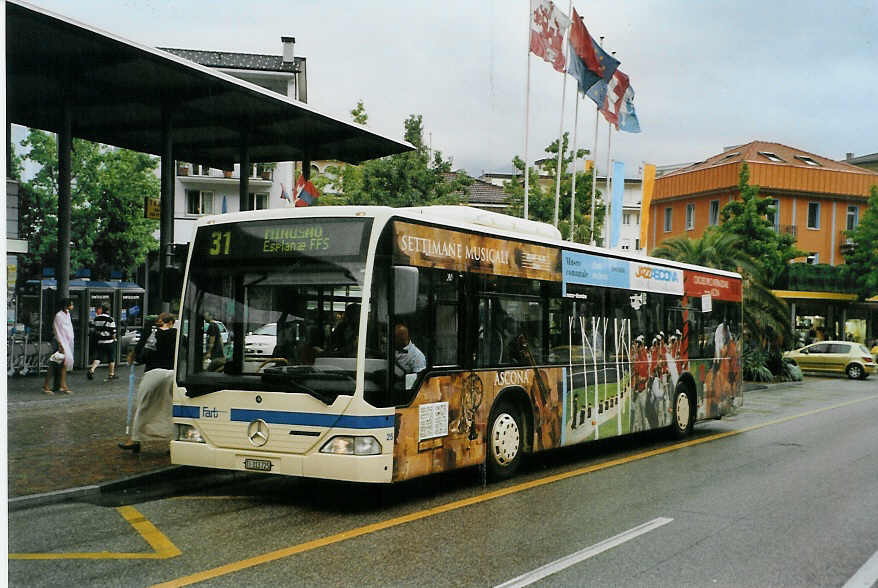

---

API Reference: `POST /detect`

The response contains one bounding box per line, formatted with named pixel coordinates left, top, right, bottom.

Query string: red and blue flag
left=567, top=8, right=619, bottom=96
left=294, top=175, right=319, bottom=207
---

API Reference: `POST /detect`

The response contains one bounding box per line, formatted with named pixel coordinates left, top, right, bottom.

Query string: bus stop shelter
left=6, top=0, right=412, bottom=306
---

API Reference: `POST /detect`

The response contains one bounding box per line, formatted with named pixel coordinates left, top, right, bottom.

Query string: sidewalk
left=6, top=364, right=173, bottom=500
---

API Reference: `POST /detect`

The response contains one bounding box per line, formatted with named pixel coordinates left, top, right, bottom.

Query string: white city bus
left=171, top=206, right=742, bottom=482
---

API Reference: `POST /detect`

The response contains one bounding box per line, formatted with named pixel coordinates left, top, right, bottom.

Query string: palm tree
left=651, top=228, right=792, bottom=369
left=651, top=229, right=756, bottom=274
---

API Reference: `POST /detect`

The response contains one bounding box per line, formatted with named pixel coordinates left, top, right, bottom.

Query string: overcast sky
left=15, top=0, right=878, bottom=178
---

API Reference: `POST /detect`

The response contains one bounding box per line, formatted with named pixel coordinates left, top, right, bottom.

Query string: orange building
left=647, top=141, right=878, bottom=266
left=646, top=141, right=878, bottom=345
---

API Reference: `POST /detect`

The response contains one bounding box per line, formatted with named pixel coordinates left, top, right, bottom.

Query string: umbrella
left=126, top=361, right=136, bottom=435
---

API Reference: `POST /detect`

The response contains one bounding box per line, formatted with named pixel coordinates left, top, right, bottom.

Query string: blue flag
left=617, top=86, right=641, bottom=133
left=610, top=161, right=625, bottom=248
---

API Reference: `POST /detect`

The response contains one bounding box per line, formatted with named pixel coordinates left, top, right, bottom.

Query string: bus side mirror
left=394, top=266, right=419, bottom=316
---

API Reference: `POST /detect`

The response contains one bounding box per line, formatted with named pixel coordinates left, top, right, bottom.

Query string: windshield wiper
left=260, top=366, right=351, bottom=405
left=285, top=378, right=336, bottom=405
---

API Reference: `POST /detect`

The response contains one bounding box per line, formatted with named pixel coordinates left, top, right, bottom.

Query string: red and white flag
left=529, top=0, right=570, bottom=73
left=598, top=70, right=630, bottom=128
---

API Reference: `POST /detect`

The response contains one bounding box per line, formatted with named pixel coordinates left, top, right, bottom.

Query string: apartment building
left=160, top=38, right=306, bottom=244
left=647, top=140, right=878, bottom=343
left=648, top=141, right=878, bottom=265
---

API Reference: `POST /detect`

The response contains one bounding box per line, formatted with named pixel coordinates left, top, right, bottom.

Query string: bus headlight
left=176, top=424, right=205, bottom=443
left=320, top=435, right=382, bottom=456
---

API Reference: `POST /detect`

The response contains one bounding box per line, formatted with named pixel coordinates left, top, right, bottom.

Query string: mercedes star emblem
left=247, top=419, right=270, bottom=447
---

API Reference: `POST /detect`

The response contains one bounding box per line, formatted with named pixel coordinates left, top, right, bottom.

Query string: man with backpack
left=87, top=304, right=117, bottom=381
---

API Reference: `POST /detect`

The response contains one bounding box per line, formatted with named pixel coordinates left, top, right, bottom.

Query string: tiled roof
left=663, top=141, right=878, bottom=178
left=465, top=177, right=508, bottom=205
left=158, top=47, right=301, bottom=73
left=846, top=152, right=878, bottom=164
left=443, top=173, right=509, bottom=205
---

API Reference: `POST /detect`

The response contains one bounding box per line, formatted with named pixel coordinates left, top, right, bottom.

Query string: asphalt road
left=8, top=376, right=878, bottom=587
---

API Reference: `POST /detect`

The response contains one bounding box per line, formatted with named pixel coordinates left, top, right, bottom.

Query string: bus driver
left=394, top=323, right=426, bottom=374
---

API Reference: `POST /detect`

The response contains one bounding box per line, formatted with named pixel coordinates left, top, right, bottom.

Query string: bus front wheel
left=486, top=400, right=522, bottom=481
left=670, top=383, right=694, bottom=439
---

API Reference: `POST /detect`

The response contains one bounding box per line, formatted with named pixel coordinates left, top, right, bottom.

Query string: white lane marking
left=843, top=549, right=878, bottom=588
left=495, top=517, right=673, bottom=588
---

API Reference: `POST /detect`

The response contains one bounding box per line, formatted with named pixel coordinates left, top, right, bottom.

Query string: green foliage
left=717, top=163, right=804, bottom=286
left=315, top=114, right=470, bottom=208
left=350, top=100, right=368, bottom=125
left=842, top=185, right=878, bottom=299
left=742, top=347, right=774, bottom=382
left=650, top=227, right=792, bottom=378
left=650, top=230, right=757, bottom=274
left=713, top=164, right=800, bottom=356
left=503, top=132, right=605, bottom=243
left=17, top=129, right=160, bottom=282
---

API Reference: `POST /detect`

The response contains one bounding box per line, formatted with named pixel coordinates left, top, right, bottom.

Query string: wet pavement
left=6, top=363, right=172, bottom=498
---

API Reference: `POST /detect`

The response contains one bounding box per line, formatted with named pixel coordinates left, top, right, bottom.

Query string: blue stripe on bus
left=230, top=408, right=393, bottom=429
left=173, top=405, right=201, bottom=418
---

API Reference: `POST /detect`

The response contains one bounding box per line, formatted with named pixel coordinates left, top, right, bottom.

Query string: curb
left=743, top=380, right=804, bottom=393
left=8, top=484, right=102, bottom=511
left=8, top=466, right=244, bottom=511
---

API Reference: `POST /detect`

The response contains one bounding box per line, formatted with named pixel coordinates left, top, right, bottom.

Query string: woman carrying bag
left=119, top=313, right=177, bottom=453
left=42, top=298, right=75, bottom=395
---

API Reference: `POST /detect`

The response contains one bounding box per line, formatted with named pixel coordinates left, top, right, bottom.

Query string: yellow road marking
left=154, top=393, right=878, bottom=587
left=9, top=506, right=181, bottom=560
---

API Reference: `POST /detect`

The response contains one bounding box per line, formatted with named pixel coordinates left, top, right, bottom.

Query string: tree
left=717, top=163, right=803, bottom=286
left=350, top=100, right=368, bottom=125
left=503, top=132, right=605, bottom=244
left=317, top=114, right=470, bottom=208
left=17, top=129, right=160, bottom=281
left=843, top=185, right=878, bottom=299
left=651, top=230, right=756, bottom=274
left=651, top=228, right=792, bottom=378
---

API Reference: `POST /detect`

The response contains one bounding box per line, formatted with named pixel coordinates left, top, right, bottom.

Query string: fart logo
left=202, top=407, right=226, bottom=419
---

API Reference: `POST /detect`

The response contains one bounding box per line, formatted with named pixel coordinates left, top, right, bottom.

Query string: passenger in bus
left=203, top=310, right=225, bottom=371
left=394, top=323, right=425, bottom=374
left=328, top=303, right=361, bottom=355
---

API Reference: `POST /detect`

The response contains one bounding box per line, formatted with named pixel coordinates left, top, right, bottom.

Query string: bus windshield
left=177, top=217, right=372, bottom=402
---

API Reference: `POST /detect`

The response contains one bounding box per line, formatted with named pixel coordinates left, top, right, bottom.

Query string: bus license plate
left=244, top=458, right=272, bottom=472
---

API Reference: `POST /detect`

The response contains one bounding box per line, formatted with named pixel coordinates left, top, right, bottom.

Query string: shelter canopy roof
left=6, top=0, right=412, bottom=169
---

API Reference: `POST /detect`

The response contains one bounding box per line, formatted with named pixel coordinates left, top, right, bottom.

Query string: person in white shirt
left=394, top=323, right=426, bottom=374
left=43, top=298, right=75, bottom=395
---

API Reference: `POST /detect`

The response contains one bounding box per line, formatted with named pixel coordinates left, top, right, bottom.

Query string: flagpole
left=523, top=41, right=532, bottom=219
left=569, top=89, right=580, bottom=239
left=604, top=124, right=613, bottom=248
left=589, top=104, right=599, bottom=245
left=552, top=0, right=573, bottom=228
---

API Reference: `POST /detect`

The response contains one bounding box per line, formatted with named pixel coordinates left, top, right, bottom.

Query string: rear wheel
left=486, top=400, right=523, bottom=481
left=846, top=363, right=865, bottom=380
left=670, top=382, right=694, bottom=439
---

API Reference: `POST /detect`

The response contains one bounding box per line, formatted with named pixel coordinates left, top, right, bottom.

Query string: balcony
left=775, top=224, right=797, bottom=237
left=839, top=231, right=856, bottom=256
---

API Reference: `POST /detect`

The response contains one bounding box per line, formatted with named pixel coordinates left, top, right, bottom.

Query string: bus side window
left=433, top=271, right=460, bottom=366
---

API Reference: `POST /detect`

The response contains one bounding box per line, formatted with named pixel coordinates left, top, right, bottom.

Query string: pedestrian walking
left=119, top=312, right=177, bottom=453
left=87, top=304, right=117, bottom=381
left=42, top=297, right=75, bottom=395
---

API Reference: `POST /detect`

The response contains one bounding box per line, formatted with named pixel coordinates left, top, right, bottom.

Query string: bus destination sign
left=195, top=218, right=371, bottom=261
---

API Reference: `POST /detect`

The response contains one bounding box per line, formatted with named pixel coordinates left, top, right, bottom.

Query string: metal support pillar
left=158, top=108, right=174, bottom=312
left=57, top=104, right=72, bottom=299
left=239, top=129, right=250, bottom=212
